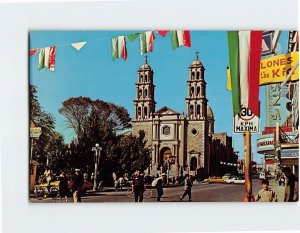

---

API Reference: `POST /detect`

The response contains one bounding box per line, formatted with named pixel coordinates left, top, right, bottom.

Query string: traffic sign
left=30, top=127, right=42, bottom=138
left=233, top=107, right=260, bottom=134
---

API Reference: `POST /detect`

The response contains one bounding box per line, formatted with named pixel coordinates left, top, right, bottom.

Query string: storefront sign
left=281, top=149, right=299, bottom=158
left=257, top=135, right=275, bottom=153
left=260, top=52, right=299, bottom=85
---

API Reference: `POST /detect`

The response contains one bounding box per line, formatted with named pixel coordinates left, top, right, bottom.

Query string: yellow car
left=207, top=176, right=225, bottom=184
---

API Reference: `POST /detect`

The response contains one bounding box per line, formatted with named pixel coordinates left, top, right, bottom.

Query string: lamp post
left=92, top=143, right=102, bottom=191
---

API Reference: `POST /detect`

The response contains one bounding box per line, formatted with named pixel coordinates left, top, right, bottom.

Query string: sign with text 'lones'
left=234, top=107, right=260, bottom=134
left=260, top=52, right=299, bottom=85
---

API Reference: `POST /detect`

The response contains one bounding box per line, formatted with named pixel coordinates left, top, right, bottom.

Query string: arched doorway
left=159, top=147, right=175, bottom=172
left=190, top=157, right=197, bottom=171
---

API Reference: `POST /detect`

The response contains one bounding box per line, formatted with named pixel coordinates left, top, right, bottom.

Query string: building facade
left=131, top=54, right=237, bottom=179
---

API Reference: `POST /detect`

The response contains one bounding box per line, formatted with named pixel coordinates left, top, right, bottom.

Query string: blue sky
left=29, top=30, right=289, bottom=163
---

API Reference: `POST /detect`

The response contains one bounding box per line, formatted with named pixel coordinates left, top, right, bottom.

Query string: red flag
left=248, top=31, right=263, bottom=117
left=183, top=31, right=191, bottom=47
left=49, top=46, right=56, bottom=71
left=156, top=30, right=169, bottom=37
left=29, top=49, right=39, bottom=56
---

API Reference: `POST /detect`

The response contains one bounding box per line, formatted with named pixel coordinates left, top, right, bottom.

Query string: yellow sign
left=260, top=52, right=299, bottom=85
left=227, top=52, right=299, bottom=89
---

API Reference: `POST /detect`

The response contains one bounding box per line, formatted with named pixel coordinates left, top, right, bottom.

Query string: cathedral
left=132, top=53, right=215, bottom=178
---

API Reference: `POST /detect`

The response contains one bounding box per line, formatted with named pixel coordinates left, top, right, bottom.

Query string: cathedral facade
left=132, top=54, right=215, bottom=178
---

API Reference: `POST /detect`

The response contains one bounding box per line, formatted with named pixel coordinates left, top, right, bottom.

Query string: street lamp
left=92, top=143, right=102, bottom=191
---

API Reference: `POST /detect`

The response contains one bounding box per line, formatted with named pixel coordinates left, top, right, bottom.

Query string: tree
left=29, top=85, right=64, bottom=166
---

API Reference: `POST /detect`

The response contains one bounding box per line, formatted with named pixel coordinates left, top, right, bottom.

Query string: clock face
left=162, top=126, right=171, bottom=135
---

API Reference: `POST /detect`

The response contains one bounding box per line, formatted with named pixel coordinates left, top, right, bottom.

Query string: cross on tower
left=195, top=51, right=199, bottom=60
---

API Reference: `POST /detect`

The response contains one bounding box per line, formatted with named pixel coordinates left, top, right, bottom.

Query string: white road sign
left=234, top=107, right=260, bottom=134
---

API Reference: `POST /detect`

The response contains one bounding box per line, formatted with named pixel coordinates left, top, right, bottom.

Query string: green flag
left=112, top=37, right=118, bottom=61
left=38, top=48, right=45, bottom=71
left=127, top=33, right=139, bottom=42
left=227, top=31, right=241, bottom=116
left=170, top=30, right=179, bottom=49
left=139, top=33, right=147, bottom=55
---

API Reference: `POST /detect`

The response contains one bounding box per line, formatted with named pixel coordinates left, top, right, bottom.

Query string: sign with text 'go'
left=234, top=107, right=260, bottom=134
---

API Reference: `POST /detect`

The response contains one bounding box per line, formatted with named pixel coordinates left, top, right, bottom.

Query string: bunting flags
left=227, top=31, right=263, bottom=117
left=170, top=30, right=191, bottom=49
left=112, top=36, right=127, bottom=61
left=71, top=41, right=87, bottom=51
left=126, top=33, right=139, bottom=42
left=37, top=46, right=56, bottom=71
left=156, top=30, right=169, bottom=37
left=30, top=49, right=39, bottom=56
left=140, top=31, right=155, bottom=55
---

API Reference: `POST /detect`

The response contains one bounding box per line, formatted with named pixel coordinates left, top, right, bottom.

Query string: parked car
left=224, top=177, right=245, bottom=184
left=222, top=173, right=232, bottom=180
left=207, top=176, right=224, bottom=184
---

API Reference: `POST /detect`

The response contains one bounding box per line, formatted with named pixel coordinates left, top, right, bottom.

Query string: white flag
left=71, top=41, right=87, bottom=51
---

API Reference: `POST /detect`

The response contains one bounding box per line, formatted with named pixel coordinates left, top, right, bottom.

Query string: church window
left=189, top=105, right=194, bottom=117
left=190, top=87, right=194, bottom=96
left=145, top=75, right=148, bottom=82
left=197, top=86, right=200, bottom=96
left=144, top=106, right=148, bottom=118
left=144, top=88, right=148, bottom=98
left=162, top=126, right=170, bottom=135
left=137, top=107, right=141, bottom=120
left=197, top=105, right=200, bottom=117
left=191, top=128, right=198, bottom=136
left=140, top=75, right=144, bottom=82
left=138, top=89, right=142, bottom=99
left=191, top=72, right=195, bottom=80
left=196, top=71, right=200, bottom=80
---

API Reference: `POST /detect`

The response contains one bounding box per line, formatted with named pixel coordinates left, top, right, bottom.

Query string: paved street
left=30, top=179, right=285, bottom=203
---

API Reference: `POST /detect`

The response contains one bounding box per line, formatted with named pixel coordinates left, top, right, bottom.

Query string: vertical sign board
left=30, top=127, right=42, bottom=138
left=234, top=107, right=260, bottom=134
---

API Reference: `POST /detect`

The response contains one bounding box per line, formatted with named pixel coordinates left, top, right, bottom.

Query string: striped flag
left=170, top=30, right=191, bottom=49
left=112, top=36, right=127, bottom=61
left=30, top=48, right=39, bottom=57
left=37, top=46, right=56, bottom=71
left=139, top=31, right=155, bottom=55
left=227, top=31, right=263, bottom=117
left=156, top=30, right=169, bottom=37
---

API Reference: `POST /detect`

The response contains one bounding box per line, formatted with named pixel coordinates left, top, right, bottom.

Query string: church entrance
left=159, top=147, right=176, bottom=173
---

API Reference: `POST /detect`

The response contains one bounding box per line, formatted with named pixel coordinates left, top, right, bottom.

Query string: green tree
left=29, top=85, right=64, bottom=167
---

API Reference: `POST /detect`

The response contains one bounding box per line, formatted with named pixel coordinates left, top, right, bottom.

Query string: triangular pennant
left=71, top=41, right=87, bottom=51
left=30, top=48, right=39, bottom=57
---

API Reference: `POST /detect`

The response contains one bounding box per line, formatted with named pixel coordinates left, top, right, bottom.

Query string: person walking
left=132, top=171, right=145, bottom=202
left=43, top=166, right=52, bottom=195
left=255, top=179, right=278, bottom=202
left=58, top=172, right=69, bottom=203
left=152, top=173, right=167, bottom=201
left=72, top=169, right=84, bottom=203
left=180, top=174, right=193, bottom=201
left=282, top=167, right=298, bottom=202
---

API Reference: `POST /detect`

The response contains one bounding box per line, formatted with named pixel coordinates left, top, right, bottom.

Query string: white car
left=224, top=177, right=245, bottom=184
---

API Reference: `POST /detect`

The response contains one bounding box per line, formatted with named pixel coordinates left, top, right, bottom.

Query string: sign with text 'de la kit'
left=30, top=127, right=42, bottom=138
left=233, top=107, right=260, bottom=134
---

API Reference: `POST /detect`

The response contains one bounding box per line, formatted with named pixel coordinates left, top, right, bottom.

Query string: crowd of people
left=35, top=166, right=298, bottom=203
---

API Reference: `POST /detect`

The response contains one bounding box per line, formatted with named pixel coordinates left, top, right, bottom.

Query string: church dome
left=140, top=55, right=151, bottom=70
left=207, top=105, right=214, bottom=120
left=190, top=52, right=204, bottom=68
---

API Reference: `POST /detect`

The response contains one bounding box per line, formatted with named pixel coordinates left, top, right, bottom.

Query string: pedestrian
left=180, top=174, right=193, bottom=201
left=72, top=169, right=84, bottom=203
left=58, top=171, right=69, bottom=203
left=132, top=171, right=145, bottom=202
left=152, top=173, right=167, bottom=201
left=282, top=167, right=298, bottom=202
left=255, top=179, right=278, bottom=202
left=118, top=176, right=124, bottom=191
left=43, top=166, right=52, bottom=195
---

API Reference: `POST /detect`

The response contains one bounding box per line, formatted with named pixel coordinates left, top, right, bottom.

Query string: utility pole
left=244, top=130, right=253, bottom=202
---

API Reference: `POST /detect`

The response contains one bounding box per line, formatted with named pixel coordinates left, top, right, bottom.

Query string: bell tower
left=186, top=52, right=207, bottom=120
left=133, top=56, right=156, bottom=121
